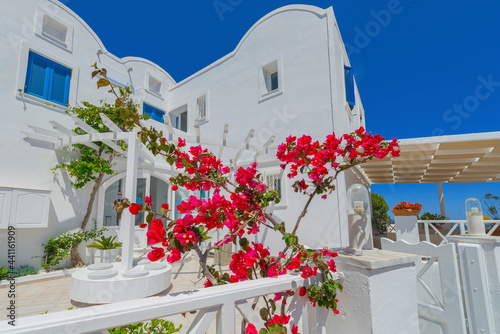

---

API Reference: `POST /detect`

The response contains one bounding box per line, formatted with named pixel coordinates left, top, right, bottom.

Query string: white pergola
left=24, top=114, right=277, bottom=270
left=358, top=131, right=500, bottom=216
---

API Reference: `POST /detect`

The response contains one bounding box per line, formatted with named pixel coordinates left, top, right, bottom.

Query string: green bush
left=41, top=226, right=107, bottom=271
left=0, top=266, right=8, bottom=280
left=86, top=236, right=122, bottom=250
left=11, top=265, right=39, bottom=278
left=108, top=319, right=182, bottom=334
left=419, top=212, right=446, bottom=220
left=371, top=193, right=391, bottom=234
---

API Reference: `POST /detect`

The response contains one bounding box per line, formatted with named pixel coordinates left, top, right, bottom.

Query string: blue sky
left=64, top=0, right=500, bottom=220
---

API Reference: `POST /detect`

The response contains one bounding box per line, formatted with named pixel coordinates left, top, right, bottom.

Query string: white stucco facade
left=0, top=0, right=369, bottom=267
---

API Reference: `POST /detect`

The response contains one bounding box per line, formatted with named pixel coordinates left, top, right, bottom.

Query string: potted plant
left=87, top=236, right=122, bottom=264
left=391, top=201, right=422, bottom=216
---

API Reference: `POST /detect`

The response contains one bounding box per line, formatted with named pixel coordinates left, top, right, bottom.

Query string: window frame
left=168, top=103, right=189, bottom=133
left=344, top=65, right=355, bottom=107
left=34, top=8, right=74, bottom=53
left=258, top=55, right=284, bottom=102
left=24, top=51, right=72, bottom=106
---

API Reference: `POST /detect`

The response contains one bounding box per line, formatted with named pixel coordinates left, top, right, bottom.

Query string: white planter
left=93, top=248, right=121, bottom=264
left=467, top=215, right=486, bottom=235
left=394, top=215, right=420, bottom=244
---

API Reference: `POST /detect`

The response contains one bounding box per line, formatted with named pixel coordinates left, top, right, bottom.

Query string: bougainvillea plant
left=92, top=64, right=400, bottom=333
left=392, top=201, right=422, bottom=211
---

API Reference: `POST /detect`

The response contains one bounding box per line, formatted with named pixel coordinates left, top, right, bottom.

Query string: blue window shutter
left=50, top=63, right=71, bottom=105
left=24, top=51, right=71, bottom=106
left=143, top=103, right=165, bottom=123
left=143, top=103, right=152, bottom=117
left=344, top=66, right=355, bottom=106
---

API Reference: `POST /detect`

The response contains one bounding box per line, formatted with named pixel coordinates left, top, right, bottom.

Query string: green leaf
left=146, top=213, right=154, bottom=224
left=259, top=307, right=268, bottom=321
left=239, top=238, right=249, bottom=250
left=96, top=78, right=110, bottom=88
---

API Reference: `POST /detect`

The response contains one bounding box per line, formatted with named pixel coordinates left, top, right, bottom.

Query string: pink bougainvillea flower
left=144, top=195, right=152, bottom=208
left=129, top=203, right=141, bottom=215
left=147, top=247, right=165, bottom=262
left=245, top=323, right=258, bottom=334
left=167, top=248, right=181, bottom=263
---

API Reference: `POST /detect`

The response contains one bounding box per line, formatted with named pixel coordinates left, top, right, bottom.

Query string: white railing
left=418, top=220, right=500, bottom=246
left=0, top=273, right=342, bottom=334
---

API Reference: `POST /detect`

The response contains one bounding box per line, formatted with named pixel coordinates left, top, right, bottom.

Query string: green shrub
left=41, top=226, right=107, bottom=271
left=371, top=193, right=391, bottom=234
left=86, top=236, right=122, bottom=250
left=0, top=266, right=8, bottom=280
left=108, top=319, right=181, bottom=334
left=11, top=265, right=39, bottom=278
left=419, top=212, right=446, bottom=220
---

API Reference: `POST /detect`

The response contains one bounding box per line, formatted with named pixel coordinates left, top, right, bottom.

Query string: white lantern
left=347, top=184, right=373, bottom=250
left=465, top=198, right=486, bottom=235
left=347, top=184, right=371, bottom=216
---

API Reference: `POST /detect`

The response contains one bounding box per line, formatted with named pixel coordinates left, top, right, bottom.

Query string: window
left=143, top=103, right=165, bottom=123
left=197, top=95, right=207, bottom=120
left=263, top=60, right=279, bottom=93
left=173, top=112, right=188, bottom=132
left=148, top=76, right=162, bottom=96
left=344, top=66, right=355, bottom=107
left=24, top=51, right=71, bottom=106
left=266, top=174, right=282, bottom=200
left=42, top=15, right=67, bottom=46
left=170, top=105, right=188, bottom=132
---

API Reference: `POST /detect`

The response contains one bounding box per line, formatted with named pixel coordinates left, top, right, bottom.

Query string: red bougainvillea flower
left=161, top=203, right=169, bottom=211
left=139, top=223, right=147, bottom=229
left=129, top=203, right=141, bottom=215
left=245, top=323, right=258, bottom=334
left=301, top=266, right=318, bottom=279
left=299, top=287, right=307, bottom=297
left=292, top=324, right=299, bottom=334
left=160, top=137, right=166, bottom=142
left=172, top=184, right=178, bottom=191
left=178, top=138, right=186, bottom=147
left=144, top=195, right=152, bottom=208
left=147, top=247, right=165, bottom=262
left=333, top=309, right=340, bottom=315
left=327, top=259, right=337, bottom=272
left=167, top=248, right=181, bottom=263
left=204, top=279, right=213, bottom=288
left=268, top=314, right=291, bottom=326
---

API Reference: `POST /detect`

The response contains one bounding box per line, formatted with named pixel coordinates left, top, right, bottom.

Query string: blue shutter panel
left=24, top=52, right=71, bottom=106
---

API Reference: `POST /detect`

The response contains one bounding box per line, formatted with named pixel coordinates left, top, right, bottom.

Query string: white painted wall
left=0, top=1, right=367, bottom=266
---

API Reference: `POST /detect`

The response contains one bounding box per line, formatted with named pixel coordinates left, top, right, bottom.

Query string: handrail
left=0, top=273, right=342, bottom=334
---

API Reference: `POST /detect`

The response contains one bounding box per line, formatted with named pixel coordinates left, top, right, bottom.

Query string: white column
left=394, top=215, right=420, bottom=243
left=121, top=133, right=138, bottom=271
left=437, top=182, right=446, bottom=217
left=326, top=251, right=419, bottom=333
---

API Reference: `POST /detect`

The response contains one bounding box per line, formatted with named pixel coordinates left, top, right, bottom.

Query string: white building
left=0, top=0, right=368, bottom=267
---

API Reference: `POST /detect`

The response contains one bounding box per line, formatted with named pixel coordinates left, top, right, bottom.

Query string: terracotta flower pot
left=391, top=209, right=422, bottom=216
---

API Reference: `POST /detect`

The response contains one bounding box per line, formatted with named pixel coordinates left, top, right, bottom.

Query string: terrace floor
left=0, top=255, right=232, bottom=331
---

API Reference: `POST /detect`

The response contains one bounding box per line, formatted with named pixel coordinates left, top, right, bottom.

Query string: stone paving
left=0, top=255, right=234, bottom=332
